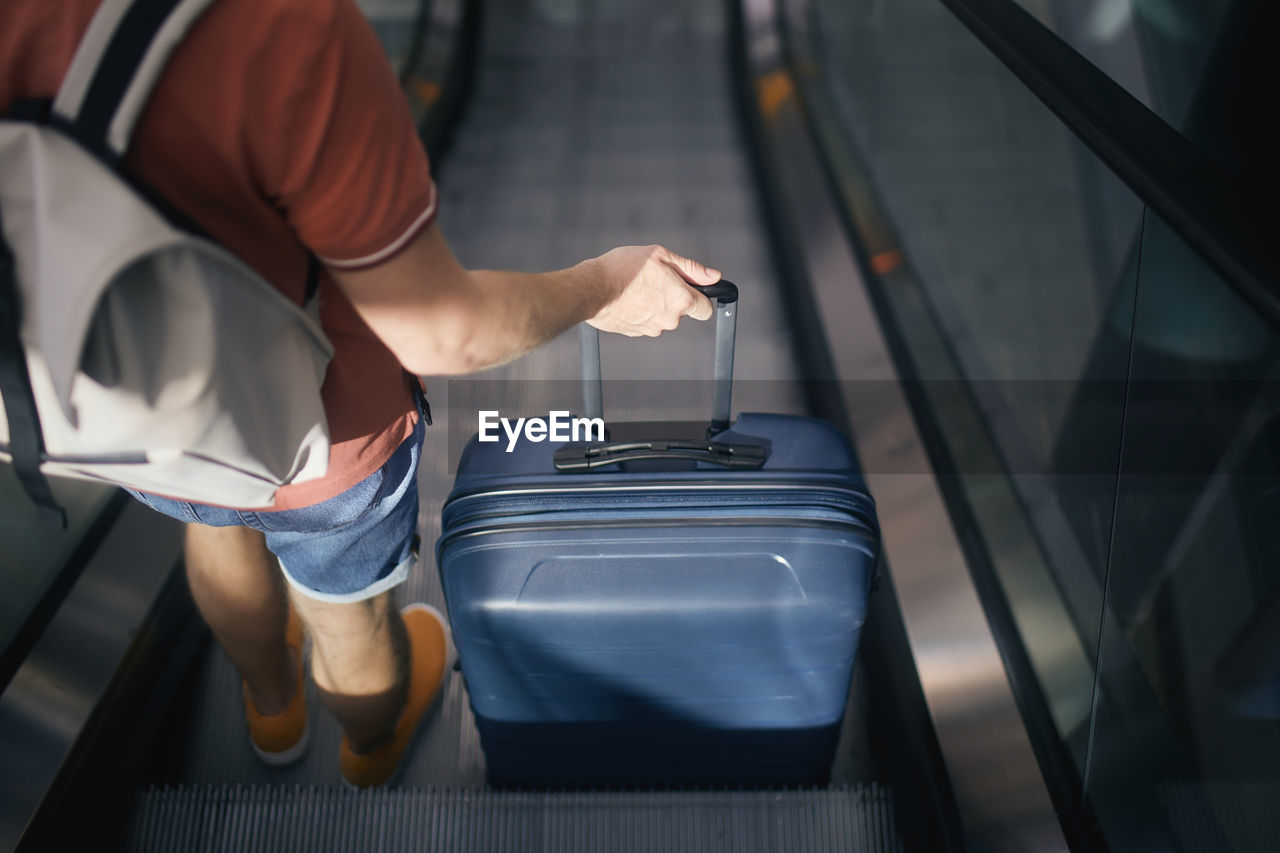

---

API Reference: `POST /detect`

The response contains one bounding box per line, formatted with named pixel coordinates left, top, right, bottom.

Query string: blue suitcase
left=437, top=284, right=880, bottom=786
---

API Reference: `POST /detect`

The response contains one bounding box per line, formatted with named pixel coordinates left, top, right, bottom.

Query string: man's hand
left=587, top=245, right=720, bottom=337
left=330, top=224, right=724, bottom=375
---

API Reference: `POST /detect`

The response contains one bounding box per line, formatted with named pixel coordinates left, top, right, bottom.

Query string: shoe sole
left=341, top=602, right=453, bottom=789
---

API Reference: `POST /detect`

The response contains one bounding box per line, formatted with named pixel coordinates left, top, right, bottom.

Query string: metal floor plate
left=123, top=784, right=902, bottom=853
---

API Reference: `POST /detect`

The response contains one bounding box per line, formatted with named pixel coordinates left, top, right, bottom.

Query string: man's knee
left=290, top=587, right=396, bottom=640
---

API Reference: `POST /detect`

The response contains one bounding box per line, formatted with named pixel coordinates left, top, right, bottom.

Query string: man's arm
left=328, top=222, right=720, bottom=376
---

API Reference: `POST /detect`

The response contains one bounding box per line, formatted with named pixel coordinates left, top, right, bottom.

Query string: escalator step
left=122, top=783, right=902, bottom=852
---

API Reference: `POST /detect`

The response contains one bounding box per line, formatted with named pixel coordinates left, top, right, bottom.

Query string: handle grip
left=579, top=279, right=738, bottom=434
left=554, top=438, right=766, bottom=472
left=694, top=281, right=738, bottom=304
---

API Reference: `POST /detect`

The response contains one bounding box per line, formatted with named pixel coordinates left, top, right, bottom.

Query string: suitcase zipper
left=441, top=484, right=876, bottom=535
left=437, top=512, right=876, bottom=554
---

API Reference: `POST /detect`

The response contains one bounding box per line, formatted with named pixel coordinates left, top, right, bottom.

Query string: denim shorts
left=129, top=412, right=424, bottom=603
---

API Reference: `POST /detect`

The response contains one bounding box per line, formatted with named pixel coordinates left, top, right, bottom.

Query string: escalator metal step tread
left=123, top=783, right=902, bottom=852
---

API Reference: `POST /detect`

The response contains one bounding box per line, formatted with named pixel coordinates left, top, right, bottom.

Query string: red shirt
left=1, top=0, right=437, bottom=508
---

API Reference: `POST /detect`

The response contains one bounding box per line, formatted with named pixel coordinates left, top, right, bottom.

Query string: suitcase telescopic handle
left=579, top=281, right=739, bottom=436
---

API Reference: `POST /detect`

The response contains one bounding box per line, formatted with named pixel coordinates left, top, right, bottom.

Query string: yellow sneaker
left=339, top=603, right=450, bottom=788
left=242, top=604, right=309, bottom=766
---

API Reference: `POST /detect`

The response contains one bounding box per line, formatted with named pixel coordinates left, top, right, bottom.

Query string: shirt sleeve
left=245, top=0, right=437, bottom=268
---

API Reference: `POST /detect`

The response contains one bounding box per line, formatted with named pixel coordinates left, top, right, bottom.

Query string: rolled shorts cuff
left=280, top=549, right=416, bottom=604
left=127, top=404, right=426, bottom=599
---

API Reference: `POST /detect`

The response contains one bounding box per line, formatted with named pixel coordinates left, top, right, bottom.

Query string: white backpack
left=0, top=0, right=333, bottom=523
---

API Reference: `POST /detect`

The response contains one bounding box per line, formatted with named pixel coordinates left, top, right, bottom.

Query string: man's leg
left=184, top=523, right=298, bottom=715
left=288, top=588, right=412, bottom=754
left=184, top=522, right=413, bottom=752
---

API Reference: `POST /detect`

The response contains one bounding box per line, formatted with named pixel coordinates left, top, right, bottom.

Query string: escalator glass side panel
left=1088, top=208, right=1280, bottom=852
left=798, top=0, right=1134, bottom=781
left=794, top=0, right=1280, bottom=849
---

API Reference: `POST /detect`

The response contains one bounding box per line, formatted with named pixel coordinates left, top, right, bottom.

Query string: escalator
left=4, top=0, right=1275, bottom=851
left=3, top=0, right=952, bottom=849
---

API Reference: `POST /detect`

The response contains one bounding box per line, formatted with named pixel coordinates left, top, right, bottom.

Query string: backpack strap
left=0, top=0, right=213, bottom=523
left=0, top=207, right=66, bottom=526
left=52, top=0, right=217, bottom=160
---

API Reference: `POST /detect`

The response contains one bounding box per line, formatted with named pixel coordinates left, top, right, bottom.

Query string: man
left=1, top=0, right=718, bottom=785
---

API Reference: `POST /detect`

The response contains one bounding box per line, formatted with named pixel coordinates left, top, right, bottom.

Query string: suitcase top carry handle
left=579, top=280, right=739, bottom=435
left=553, top=437, right=767, bottom=472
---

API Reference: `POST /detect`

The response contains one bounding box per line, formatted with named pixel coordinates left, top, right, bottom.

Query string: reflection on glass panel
left=1088, top=210, right=1279, bottom=852
left=0, top=464, right=115, bottom=667
left=800, top=0, right=1139, bottom=773
left=1016, top=1, right=1275, bottom=191
left=355, top=0, right=421, bottom=75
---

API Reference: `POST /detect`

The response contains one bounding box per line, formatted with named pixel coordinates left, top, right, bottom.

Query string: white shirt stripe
left=319, top=184, right=438, bottom=270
